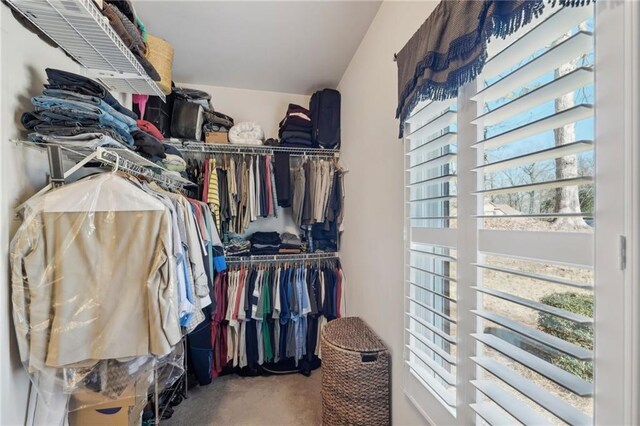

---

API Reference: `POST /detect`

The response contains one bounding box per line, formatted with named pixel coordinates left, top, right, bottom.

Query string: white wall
left=337, top=1, right=437, bottom=425
left=0, top=4, right=86, bottom=425
left=175, top=82, right=311, bottom=237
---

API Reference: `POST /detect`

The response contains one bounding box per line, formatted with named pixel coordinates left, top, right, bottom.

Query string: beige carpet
left=163, top=370, right=322, bottom=426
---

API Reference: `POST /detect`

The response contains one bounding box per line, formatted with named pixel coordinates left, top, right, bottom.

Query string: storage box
left=68, top=395, right=135, bottom=426
left=205, top=131, right=229, bottom=144
left=68, top=372, right=150, bottom=426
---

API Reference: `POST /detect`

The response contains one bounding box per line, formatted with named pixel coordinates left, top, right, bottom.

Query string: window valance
left=395, top=0, right=594, bottom=137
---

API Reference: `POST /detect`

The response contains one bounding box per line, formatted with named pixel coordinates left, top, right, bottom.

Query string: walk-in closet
left=1, top=1, right=639, bottom=425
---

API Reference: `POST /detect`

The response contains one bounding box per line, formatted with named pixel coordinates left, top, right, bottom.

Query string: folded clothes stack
left=23, top=68, right=138, bottom=148
left=279, top=232, right=303, bottom=254
left=249, top=231, right=282, bottom=255
left=21, top=68, right=187, bottom=172
left=102, top=0, right=160, bottom=81
left=278, top=104, right=314, bottom=148
left=138, top=119, right=164, bottom=140
left=312, top=224, right=338, bottom=252
left=225, top=234, right=251, bottom=257
left=162, top=144, right=187, bottom=173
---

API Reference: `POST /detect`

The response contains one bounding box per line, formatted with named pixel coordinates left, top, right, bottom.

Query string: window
left=472, top=5, right=594, bottom=425
left=404, top=98, right=459, bottom=414
left=404, top=4, right=601, bottom=425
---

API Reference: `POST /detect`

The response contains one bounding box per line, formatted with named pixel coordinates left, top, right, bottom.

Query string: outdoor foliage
left=538, top=292, right=594, bottom=382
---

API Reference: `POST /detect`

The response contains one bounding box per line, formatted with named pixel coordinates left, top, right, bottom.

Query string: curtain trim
left=397, top=48, right=488, bottom=137
left=396, top=0, right=594, bottom=138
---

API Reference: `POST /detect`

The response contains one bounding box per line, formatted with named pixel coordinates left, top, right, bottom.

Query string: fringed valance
left=395, top=0, right=594, bottom=137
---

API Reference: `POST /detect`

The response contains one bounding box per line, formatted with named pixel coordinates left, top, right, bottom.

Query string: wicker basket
left=145, top=35, right=173, bottom=95
left=321, top=317, right=390, bottom=426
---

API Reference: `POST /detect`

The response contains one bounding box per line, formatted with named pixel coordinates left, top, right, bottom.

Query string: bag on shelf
left=310, top=88, right=341, bottom=149
left=133, top=93, right=174, bottom=138
left=171, top=99, right=203, bottom=141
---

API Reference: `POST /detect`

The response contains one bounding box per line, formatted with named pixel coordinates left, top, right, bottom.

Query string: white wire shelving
left=14, top=140, right=194, bottom=191
left=6, top=0, right=165, bottom=100
left=165, top=140, right=340, bottom=158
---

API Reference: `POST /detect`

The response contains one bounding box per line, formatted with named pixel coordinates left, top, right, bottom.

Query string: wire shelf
left=225, top=252, right=339, bottom=264
left=6, top=0, right=165, bottom=100
left=14, top=140, right=194, bottom=191
left=165, top=140, right=340, bottom=158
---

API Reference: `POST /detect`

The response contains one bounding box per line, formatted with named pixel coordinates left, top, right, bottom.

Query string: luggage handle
left=361, top=353, right=378, bottom=363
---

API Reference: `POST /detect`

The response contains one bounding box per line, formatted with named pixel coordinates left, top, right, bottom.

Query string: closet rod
left=165, top=141, right=340, bottom=158
left=225, top=252, right=339, bottom=264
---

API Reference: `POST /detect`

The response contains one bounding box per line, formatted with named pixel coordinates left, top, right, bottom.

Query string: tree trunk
left=553, top=30, right=588, bottom=228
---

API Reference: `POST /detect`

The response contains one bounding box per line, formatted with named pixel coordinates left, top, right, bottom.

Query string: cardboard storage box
left=68, top=373, right=150, bottom=426
left=205, top=131, right=229, bottom=144
left=68, top=394, right=136, bottom=426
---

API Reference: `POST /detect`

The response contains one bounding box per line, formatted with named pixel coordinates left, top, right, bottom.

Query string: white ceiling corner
left=134, top=1, right=382, bottom=95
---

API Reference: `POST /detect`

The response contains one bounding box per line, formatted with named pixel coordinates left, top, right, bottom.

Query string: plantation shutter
left=403, top=4, right=597, bottom=425
left=470, top=5, right=595, bottom=425
left=403, top=97, right=459, bottom=420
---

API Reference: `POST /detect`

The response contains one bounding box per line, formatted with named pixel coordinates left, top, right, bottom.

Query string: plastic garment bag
left=10, top=173, right=184, bottom=412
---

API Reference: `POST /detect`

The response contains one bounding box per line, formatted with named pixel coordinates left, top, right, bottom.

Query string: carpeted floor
left=163, top=370, right=323, bottom=426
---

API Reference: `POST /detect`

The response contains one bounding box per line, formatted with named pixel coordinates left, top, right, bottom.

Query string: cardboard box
left=68, top=372, right=151, bottom=426
left=205, top=131, right=229, bottom=144
left=68, top=396, right=136, bottom=426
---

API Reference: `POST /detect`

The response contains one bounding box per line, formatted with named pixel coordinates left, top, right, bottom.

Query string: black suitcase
left=310, top=89, right=341, bottom=149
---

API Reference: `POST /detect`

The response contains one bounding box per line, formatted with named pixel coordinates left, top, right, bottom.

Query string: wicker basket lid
left=322, top=317, right=387, bottom=353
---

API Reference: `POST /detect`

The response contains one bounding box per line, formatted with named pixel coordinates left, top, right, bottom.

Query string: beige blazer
left=11, top=174, right=181, bottom=371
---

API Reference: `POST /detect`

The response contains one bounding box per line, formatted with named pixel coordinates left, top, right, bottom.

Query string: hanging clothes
left=291, top=157, right=345, bottom=240
left=10, top=171, right=229, bottom=401
left=207, top=158, right=221, bottom=230
left=184, top=153, right=294, bottom=235
left=211, top=259, right=345, bottom=373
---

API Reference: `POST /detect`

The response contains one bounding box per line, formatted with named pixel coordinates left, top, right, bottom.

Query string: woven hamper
left=321, top=317, right=390, bottom=426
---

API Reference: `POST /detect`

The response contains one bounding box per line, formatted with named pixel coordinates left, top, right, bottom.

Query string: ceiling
left=135, top=1, right=382, bottom=95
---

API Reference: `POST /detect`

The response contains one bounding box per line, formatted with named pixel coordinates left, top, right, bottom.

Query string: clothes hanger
left=14, top=149, right=123, bottom=215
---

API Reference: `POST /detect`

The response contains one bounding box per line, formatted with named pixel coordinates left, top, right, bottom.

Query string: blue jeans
left=32, top=97, right=135, bottom=145
left=28, top=132, right=128, bottom=150
left=21, top=112, right=129, bottom=145
left=45, top=68, right=138, bottom=120
left=42, top=89, right=137, bottom=130
left=32, top=96, right=133, bottom=130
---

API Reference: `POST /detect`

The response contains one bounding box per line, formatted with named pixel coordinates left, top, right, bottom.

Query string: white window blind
left=403, top=4, right=596, bottom=425
left=472, top=5, right=594, bottom=425
left=404, top=98, right=459, bottom=414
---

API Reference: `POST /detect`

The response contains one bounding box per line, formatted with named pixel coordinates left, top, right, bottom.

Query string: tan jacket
left=11, top=174, right=181, bottom=371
